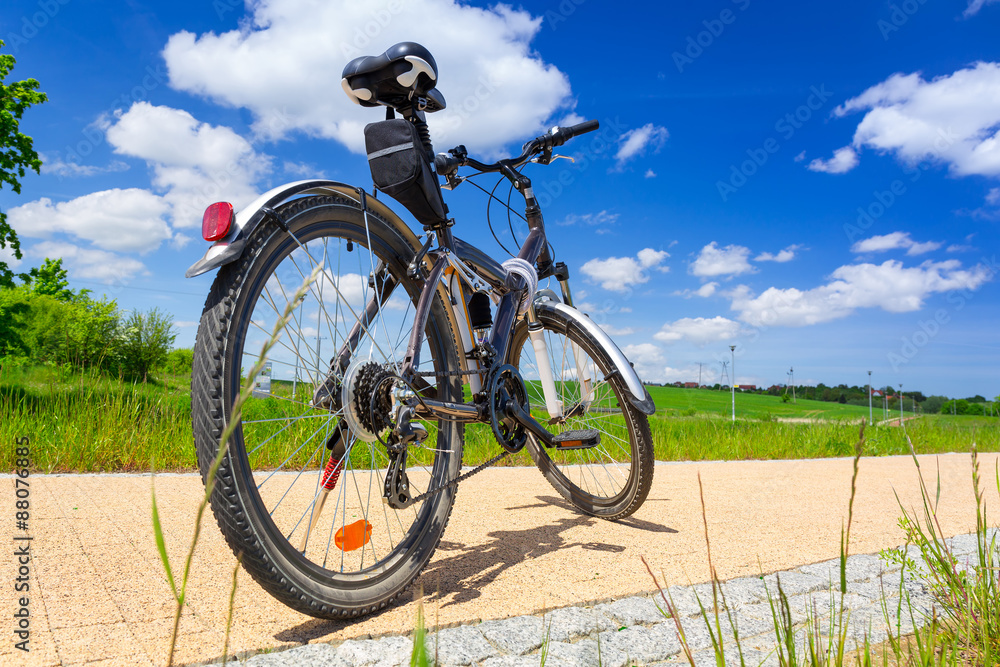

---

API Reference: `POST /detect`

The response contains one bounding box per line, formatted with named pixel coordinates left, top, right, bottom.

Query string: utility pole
left=789, top=366, right=795, bottom=403
left=698, top=362, right=703, bottom=388
left=867, top=370, right=873, bottom=426
left=730, top=345, right=736, bottom=422
left=721, top=361, right=729, bottom=389
left=899, top=383, right=904, bottom=424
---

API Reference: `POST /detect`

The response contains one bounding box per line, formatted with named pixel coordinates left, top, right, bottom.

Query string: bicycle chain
left=405, top=365, right=506, bottom=503
left=405, top=448, right=511, bottom=505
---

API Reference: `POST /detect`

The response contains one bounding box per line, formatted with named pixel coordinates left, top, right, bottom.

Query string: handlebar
left=435, top=119, right=600, bottom=176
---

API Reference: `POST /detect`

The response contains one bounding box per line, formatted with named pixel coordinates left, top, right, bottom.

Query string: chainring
left=487, top=364, right=529, bottom=453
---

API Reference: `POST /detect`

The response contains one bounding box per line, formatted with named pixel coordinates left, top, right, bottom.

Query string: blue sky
left=1, top=0, right=998, bottom=399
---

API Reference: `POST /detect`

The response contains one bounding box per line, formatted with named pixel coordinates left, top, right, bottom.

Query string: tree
left=115, top=307, right=177, bottom=381
left=21, top=257, right=76, bottom=301
left=0, top=39, right=47, bottom=288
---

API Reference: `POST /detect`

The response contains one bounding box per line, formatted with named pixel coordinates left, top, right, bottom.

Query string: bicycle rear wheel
left=192, top=195, right=462, bottom=618
left=507, top=304, right=653, bottom=519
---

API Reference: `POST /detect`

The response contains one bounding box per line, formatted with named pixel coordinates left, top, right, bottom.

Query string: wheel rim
left=226, top=216, right=455, bottom=584
left=511, top=319, right=637, bottom=506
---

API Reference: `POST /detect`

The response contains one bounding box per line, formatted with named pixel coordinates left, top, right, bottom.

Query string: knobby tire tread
left=192, top=195, right=462, bottom=619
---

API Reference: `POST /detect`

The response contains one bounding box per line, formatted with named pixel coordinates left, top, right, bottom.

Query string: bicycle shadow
left=273, top=494, right=676, bottom=643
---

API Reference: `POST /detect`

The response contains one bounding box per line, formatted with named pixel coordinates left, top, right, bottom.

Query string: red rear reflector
left=202, top=202, right=235, bottom=242
left=335, top=520, right=373, bottom=552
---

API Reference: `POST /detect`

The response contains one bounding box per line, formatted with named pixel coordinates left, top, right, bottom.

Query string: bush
left=114, top=308, right=177, bottom=381
left=161, top=348, right=194, bottom=375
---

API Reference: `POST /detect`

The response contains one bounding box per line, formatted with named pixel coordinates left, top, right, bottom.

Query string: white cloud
left=690, top=242, right=753, bottom=277
left=654, top=316, right=742, bottom=345
left=26, top=241, right=147, bottom=283
left=162, top=1, right=572, bottom=155
left=9, top=189, right=172, bottom=254
left=755, top=245, right=801, bottom=263
left=672, top=282, right=720, bottom=299
left=851, top=232, right=942, bottom=256
left=963, top=0, right=1000, bottom=17
left=729, top=259, right=991, bottom=327
left=613, top=123, right=669, bottom=170
left=794, top=150, right=807, bottom=162
left=621, top=343, right=666, bottom=382
left=107, top=102, right=271, bottom=227
left=807, top=146, right=859, bottom=174
left=987, top=188, right=1000, bottom=205
left=829, top=62, right=1000, bottom=177
left=41, top=157, right=130, bottom=178
left=557, top=210, right=619, bottom=228
left=580, top=248, right=669, bottom=292
left=0, top=245, right=23, bottom=271
left=644, top=169, right=657, bottom=179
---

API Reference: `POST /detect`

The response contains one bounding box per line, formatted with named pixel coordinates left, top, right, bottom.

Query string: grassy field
left=648, top=384, right=878, bottom=421
left=1, top=364, right=997, bottom=472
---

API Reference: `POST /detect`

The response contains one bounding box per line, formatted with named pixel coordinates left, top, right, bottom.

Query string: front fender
left=184, top=179, right=424, bottom=278
left=533, top=296, right=656, bottom=416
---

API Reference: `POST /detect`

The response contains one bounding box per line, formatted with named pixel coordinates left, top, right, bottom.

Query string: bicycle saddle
left=342, top=42, right=447, bottom=112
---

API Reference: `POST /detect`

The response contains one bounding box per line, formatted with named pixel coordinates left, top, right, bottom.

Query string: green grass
left=2, top=364, right=997, bottom=472
left=647, top=385, right=879, bottom=421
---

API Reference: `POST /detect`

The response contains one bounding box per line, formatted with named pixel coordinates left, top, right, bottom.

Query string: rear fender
left=184, top=179, right=424, bottom=278
left=184, top=180, right=468, bottom=380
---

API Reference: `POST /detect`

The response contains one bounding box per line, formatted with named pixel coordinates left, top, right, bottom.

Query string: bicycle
left=187, top=41, right=656, bottom=618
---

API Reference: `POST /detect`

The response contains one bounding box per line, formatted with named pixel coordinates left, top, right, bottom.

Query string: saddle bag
left=364, top=119, right=447, bottom=226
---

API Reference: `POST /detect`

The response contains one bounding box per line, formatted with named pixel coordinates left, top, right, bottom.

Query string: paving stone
left=948, top=533, right=981, bottom=555
left=798, top=554, right=886, bottom=584
left=596, top=624, right=682, bottom=663
left=544, top=638, right=626, bottom=667
left=335, top=636, right=412, bottom=666
left=480, top=656, right=542, bottom=667
left=542, top=605, right=615, bottom=642
left=477, top=615, right=546, bottom=655
left=595, top=595, right=670, bottom=626
left=719, top=576, right=768, bottom=608
left=242, top=643, right=346, bottom=666
left=762, top=570, right=826, bottom=597
left=425, top=625, right=495, bottom=665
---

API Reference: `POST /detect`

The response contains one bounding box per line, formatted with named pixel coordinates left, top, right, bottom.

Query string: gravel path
left=216, top=530, right=996, bottom=666
left=3, top=454, right=996, bottom=666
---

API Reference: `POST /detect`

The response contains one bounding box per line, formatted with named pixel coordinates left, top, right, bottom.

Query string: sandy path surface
left=3, top=453, right=997, bottom=666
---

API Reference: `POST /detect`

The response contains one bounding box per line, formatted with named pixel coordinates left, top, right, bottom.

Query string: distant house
left=683, top=382, right=699, bottom=389
left=871, top=389, right=883, bottom=397
left=737, top=384, right=757, bottom=391
left=672, top=381, right=684, bottom=387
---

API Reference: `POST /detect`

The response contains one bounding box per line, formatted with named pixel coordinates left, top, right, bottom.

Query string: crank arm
left=505, top=401, right=600, bottom=450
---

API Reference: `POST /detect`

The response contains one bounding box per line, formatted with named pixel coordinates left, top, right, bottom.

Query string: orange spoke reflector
left=335, top=520, right=373, bottom=552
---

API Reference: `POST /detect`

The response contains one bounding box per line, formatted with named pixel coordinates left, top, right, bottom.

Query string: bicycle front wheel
left=507, top=304, right=653, bottom=519
left=192, top=194, right=462, bottom=618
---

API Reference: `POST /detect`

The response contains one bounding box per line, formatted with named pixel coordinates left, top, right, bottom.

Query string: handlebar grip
left=552, top=119, right=599, bottom=146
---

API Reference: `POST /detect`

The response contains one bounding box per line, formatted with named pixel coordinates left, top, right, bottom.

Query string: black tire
left=507, top=304, right=653, bottom=519
left=192, top=195, right=462, bottom=618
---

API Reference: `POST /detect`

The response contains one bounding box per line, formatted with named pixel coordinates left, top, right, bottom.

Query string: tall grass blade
left=150, top=483, right=178, bottom=601
left=156, top=265, right=321, bottom=665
